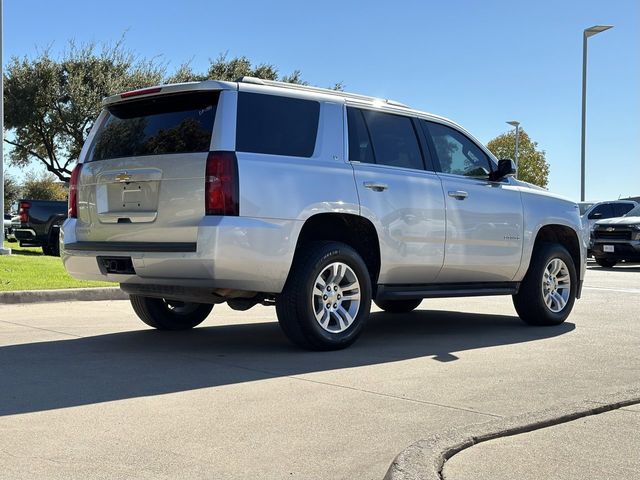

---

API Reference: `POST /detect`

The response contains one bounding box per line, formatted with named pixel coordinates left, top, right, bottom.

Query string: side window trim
left=411, top=117, right=434, bottom=171
left=358, top=108, right=378, bottom=164
left=346, top=106, right=376, bottom=164
left=420, top=119, right=448, bottom=173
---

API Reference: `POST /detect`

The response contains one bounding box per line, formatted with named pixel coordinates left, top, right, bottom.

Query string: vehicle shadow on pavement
left=0, top=310, right=574, bottom=416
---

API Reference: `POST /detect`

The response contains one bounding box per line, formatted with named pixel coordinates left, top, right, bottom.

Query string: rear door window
left=614, top=203, right=635, bottom=216
left=359, top=109, right=424, bottom=170
left=89, top=92, right=218, bottom=161
left=236, top=92, right=320, bottom=157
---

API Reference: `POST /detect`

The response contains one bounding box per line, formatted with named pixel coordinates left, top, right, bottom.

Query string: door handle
left=363, top=182, right=388, bottom=192
left=448, top=190, right=468, bottom=200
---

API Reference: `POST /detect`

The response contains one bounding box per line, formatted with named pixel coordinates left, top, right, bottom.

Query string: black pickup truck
left=14, top=200, right=67, bottom=256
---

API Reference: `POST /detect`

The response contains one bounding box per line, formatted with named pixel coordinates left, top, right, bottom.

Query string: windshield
left=624, top=204, right=640, bottom=217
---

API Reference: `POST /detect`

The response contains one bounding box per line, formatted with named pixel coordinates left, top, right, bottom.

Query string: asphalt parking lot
left=1, top=263, right=639, bottom=479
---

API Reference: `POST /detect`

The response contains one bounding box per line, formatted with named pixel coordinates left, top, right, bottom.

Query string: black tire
left=49, top=229, right=60, bottom=257
left=595, top=257, right=617, bottom=268
left=513, top=242, right=577, bottom=326
left=43, top=235, right=60, bottom=256
left=130, top=295, right=213, bottom=330
left=275, top=241, right=372, bottom=350
left=374, top=298, right=422, bottom=313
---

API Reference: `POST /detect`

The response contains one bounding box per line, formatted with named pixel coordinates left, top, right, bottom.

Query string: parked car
left=581, top=200, right=637, bottom=255
left=3, top=213, right=13, bottom=240
left=14, top=200, right=67, bottom=255
left=591, top=204, right=640, bottom=268
left=61, top=78, right=586, bottom=350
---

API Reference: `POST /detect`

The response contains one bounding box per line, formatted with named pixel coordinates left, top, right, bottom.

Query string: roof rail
left=238, top=76, right=408, bottom=108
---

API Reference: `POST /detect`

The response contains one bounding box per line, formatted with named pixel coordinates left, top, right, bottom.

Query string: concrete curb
left=384, top=387, right=640, bottom=480
left=0, top=287, right=129, bottom=304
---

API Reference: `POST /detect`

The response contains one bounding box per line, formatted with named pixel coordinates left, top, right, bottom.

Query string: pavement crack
left=287, top=376, right=503, bottom=419
left=180, top=353, right=502, bottom=418
left=0, top=319, right=84, bottom=338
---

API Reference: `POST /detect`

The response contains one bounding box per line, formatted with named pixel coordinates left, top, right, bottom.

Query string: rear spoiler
left=102, top=80, right=237, bottom=107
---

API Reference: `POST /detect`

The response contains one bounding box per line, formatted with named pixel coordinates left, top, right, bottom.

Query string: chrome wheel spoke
left=318, top=309, right=331, bottom=329
left=340, top=290, right=360, bottom=301
left=331, top=311, right=347, bottom=331
left=336, top=306, right=353, bottom=329
left=312, top=261, right=361, bottom=334
left=541, top=257, right=571, bottom=313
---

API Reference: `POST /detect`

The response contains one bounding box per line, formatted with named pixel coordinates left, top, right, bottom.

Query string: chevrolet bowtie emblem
left=115, top=173, right=131, bottom=183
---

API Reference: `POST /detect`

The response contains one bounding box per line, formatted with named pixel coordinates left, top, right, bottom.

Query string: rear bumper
left=61, top=216, right=302, bottom=294
left=14, top=228, right=44, bottom=246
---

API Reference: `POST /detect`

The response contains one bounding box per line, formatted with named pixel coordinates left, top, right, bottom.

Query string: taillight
left=68, top=163, right=83, bottom=218
left=205, top=151, right=239, bottom=216
left=18, top=201, right=30, bottom=224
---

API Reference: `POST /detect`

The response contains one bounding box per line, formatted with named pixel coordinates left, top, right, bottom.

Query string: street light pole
left=0, top=0, right=10, bottom=255
left=507, top=120, right=520, bottom=178
left=580, top=24, right=613, bottom=202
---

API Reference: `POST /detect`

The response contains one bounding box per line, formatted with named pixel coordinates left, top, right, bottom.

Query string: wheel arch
left=531, top=224, right=583, bottom=296
left=291, top=213, right=381, bottom=288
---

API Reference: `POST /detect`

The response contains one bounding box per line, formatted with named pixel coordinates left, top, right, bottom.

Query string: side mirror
left=489, top=159, right=516, bottom=181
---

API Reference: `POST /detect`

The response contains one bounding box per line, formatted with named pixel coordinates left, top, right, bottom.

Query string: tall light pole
left=0, top=0, right=10, bottom=255
left=507, top=120, right=520, bottom=178
left=581, top=24, right=613, bottom=202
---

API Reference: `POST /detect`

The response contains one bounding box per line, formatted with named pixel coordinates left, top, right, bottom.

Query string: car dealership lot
left=1, top=263, right=639, bottom=480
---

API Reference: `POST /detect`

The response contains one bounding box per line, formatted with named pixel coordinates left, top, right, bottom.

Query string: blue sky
left=4, top=0, right=639, bottom=201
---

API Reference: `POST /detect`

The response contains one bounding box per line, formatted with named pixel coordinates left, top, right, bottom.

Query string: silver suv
left=62, top=78, right=586, bottom=350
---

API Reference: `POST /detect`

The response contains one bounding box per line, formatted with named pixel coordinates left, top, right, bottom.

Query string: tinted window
left=236, top=93, right=320, bottom=157
left=347, top=107, right=375, bottom=164
left=90, top=92, right=217, bottom=161
left=360, top=110, right=424, bottom=170
left=588, top=204, right=615, bottom=219
left=625, top=205, right=640, bottom=217
left=614, top=203, right=635, bottom=216
left=423, top=121, right=493, bottom=178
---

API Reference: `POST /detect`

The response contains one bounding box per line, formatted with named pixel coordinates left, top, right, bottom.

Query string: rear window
left=88, top=92, right=218, bottom=161
left=236, top=92, right=320, bottom=157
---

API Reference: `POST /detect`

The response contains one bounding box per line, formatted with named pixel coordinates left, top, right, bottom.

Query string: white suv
left=62, top=78, right=586, bottom=350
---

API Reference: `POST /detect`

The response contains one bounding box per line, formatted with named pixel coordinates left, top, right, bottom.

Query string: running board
left=375, top=282, right=520, bottom=300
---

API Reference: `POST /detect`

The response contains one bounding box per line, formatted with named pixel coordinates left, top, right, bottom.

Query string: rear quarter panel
left=234, top=91, right=359, bottom=221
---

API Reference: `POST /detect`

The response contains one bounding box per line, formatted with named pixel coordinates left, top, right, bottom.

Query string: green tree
left=21, top=172, right=68, bottom=201
left=3, top=174, right=21, bottom=213
left=4, top=40, right=164, bottom=182
left=486, top=130, right=550, bottom=188
left=165, top=53, right=305, bottom=84
left=4, top=41, right=341, bottom=182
